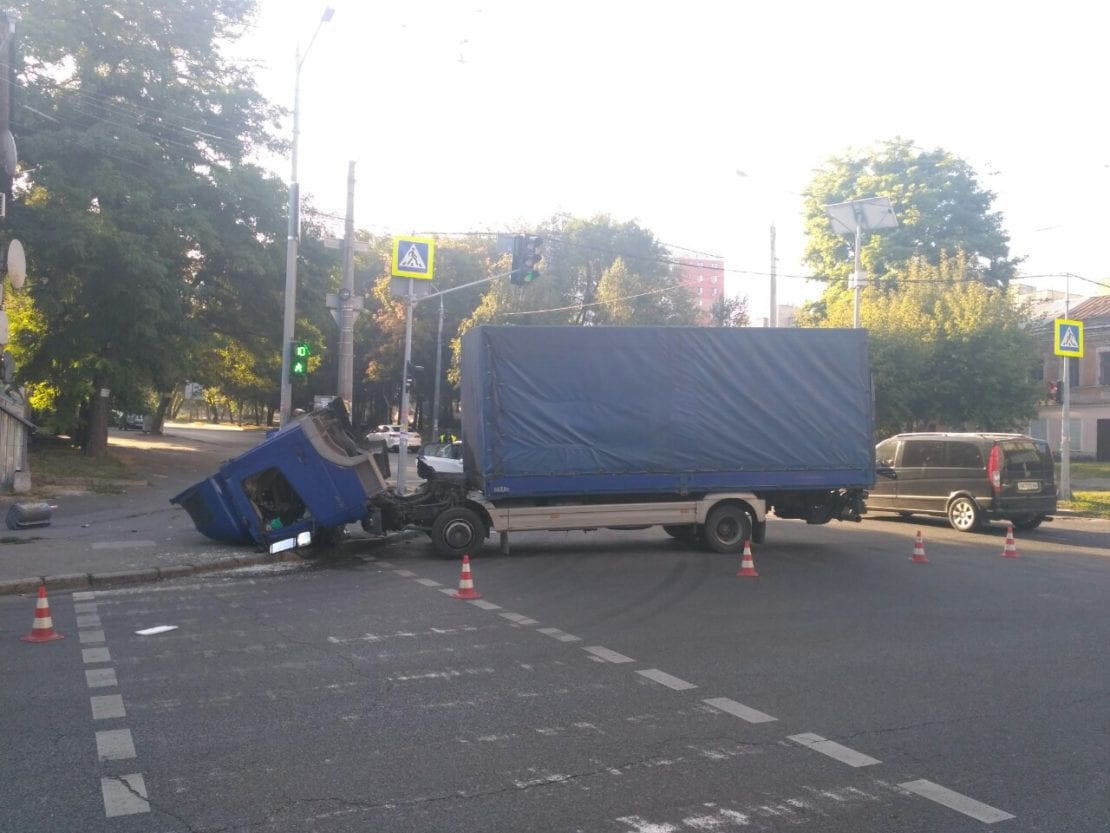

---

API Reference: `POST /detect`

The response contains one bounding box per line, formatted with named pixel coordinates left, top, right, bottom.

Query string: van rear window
left=1001, top=442, right=1050, bottom=476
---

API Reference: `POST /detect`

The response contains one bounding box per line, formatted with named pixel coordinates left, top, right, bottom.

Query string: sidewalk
left=0, top=423, right=312, bottom=596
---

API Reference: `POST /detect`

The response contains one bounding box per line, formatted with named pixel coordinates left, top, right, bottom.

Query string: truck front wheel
left=703, top=504, right=752, bottom=554
left=430, top=507, right=487, bottom=559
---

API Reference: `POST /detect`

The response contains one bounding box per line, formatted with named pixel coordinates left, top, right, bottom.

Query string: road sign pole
left=1060, top=355, right=1071, bottom=501
left=398, top=279, right=415, bottom=493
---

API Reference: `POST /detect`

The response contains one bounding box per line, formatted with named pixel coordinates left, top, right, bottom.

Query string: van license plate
left=1017, top=481, right=1040, bottom=492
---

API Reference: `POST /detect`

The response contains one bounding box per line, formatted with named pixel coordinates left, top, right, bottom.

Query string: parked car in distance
left=365, top=424, right=422, bottom=452
left=867, top=432, right=1056, bottom=532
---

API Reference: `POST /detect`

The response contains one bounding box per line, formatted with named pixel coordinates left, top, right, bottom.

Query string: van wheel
left=702, top=505, right=752, bottom=554
left=1012, top=513, right=1044, bottom=531
left=430, top=507, right=487, bottom=559
left=947, top=496, right=981, bottom=532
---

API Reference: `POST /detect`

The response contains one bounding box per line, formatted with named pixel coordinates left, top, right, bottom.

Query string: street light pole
left=824, top=197, right=898, bottom=329
left=279, top=7, right=334, bottom=427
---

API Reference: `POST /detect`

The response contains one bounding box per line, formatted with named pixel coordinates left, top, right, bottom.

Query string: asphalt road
left=2, top=516, right=1107, bottom=832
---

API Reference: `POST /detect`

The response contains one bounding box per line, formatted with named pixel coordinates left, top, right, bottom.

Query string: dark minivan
left=867, top=432, right=1057, bottom=532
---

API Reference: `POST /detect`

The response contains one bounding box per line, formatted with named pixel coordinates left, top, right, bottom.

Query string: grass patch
left=1058, top=461, right=1110, bottom=480
left=27, top=436, right=134, bottom=481
left=1062, top=491, right=1110, bottom=519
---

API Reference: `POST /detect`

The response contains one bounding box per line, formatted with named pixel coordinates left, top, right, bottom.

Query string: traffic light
left=509, top=234, right=543, bottom=285
left=290, top=341, right=311, bottom=378
left=1053, top=379, right=1064, bottom=404
left=521, top=235, right=543, bottom=283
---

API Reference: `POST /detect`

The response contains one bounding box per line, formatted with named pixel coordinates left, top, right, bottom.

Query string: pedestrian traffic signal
left=290, top=341, right=311, bottom=378
left=1053, top=379, right=1064, bottom=404
left=509, top=234, right=543, bottom=285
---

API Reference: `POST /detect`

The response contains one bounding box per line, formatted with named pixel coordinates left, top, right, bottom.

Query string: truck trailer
left=174, top=325, right=876, bottom=559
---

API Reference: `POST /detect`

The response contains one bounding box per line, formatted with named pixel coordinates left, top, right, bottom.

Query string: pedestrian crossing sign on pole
left=1054, top=318, right=1083, bottom=358
left=391, top=237, right=435, bottom=280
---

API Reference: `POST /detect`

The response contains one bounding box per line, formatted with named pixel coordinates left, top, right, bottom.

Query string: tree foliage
left=802, top=254, right=1042, bottom=436
left=7, top=0, right=286, bottom=452
left=802, top=139, right=1019, bottom=308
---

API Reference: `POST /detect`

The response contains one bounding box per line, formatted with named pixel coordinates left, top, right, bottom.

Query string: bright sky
left=236, top=1, right=1110, bottom=319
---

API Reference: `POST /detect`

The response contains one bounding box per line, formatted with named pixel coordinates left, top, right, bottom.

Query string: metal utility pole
left=432, top=292, right=444, bottom=442
left=1060, top=275, right=1072, bottom=501
left=337, top=161, right=356, bottom=412
left=769, top=224, right=777, bottom=327
left=279, top=7, right=333, bottom=427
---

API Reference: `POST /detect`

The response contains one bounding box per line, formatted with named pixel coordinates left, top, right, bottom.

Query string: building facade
left=675, top=257, right=725, bottom=323
left=1032, top=294, right=1110, bottom=461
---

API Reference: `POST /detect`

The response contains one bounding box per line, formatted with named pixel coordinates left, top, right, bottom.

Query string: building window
left=711, top=275, right=718, bottom=284
left=698, top=274, right=704, bottom=282
left=1099, top=350, right=1110, bottom=385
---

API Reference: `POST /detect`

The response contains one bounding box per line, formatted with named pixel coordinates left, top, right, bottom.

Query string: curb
left=0, top=550, right=307, bottom=597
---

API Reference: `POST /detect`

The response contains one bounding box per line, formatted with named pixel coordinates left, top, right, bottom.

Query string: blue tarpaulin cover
left=460, top=325, right=874, bottom=500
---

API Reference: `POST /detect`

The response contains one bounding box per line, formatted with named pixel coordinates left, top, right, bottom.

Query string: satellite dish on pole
left=0, top=130, right=16, bottom=178
left=7, top=239, right=25, bottom=288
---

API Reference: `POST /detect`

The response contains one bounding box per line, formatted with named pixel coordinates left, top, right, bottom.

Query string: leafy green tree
left=807, top=254, right=1041, bottom=436
left=707, top=295, right=750, bottom=327
left=802, top=139, right=1019, bottom=308
left=7, top=0, right=285, bottom=453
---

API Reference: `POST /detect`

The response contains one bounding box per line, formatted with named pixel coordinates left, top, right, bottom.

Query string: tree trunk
left=83, top=384, right=110, bottom=457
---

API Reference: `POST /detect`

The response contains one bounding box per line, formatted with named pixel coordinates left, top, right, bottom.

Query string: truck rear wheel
left=430, top=507, right=487, bottom=560
left=703, top=504, right=752, bottom=554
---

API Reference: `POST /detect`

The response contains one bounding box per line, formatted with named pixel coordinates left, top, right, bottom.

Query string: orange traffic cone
left=736, top=541, right=759, bottom=577
left=910, top=530, right=929, bottom=563
left=452, top=554, right=481, bottom=599
left=1000, top=526, right=1019, bottom=558
left=21, top=585, right=64, bottom=643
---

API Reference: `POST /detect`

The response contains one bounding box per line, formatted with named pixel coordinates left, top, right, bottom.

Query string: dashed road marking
left=393, top=569, right=417, bottom=578
left=500, top=612, right=539, bottom=625
left=91, top=540, right=156, bottom=550
left=584, top=646, right=635, bottom=664
left=79, top=629, right=106, bottom=644
left=91, top=694, right=126, bottom=720
left=77, top=613, right=102, bottom=628
left=96, top=728, right=137, bottom=760
left=703, top=696, right=777, bottom=723
left=414, top=578, right=442, bottom=587
left=899, top=779, right=1015, bottom=823
left=788, top=733, right=881, bottom=767
left=73, top=591, right=96, bottom=601
left=636, top=669, right=698, bottom=691
left=86, top=668, right=118, bottom=688
left=538, top=627, right=581, bottom=642
left=101, top=774, right=150, bottom=817
left=82, top=647, right=112, bottom=664
left=469, top=599, right=502, bottom=610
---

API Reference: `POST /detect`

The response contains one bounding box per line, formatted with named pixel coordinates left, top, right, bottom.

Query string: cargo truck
left=174, top=325, right=876, bottom=559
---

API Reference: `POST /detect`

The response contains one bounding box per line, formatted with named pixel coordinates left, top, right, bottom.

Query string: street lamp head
left=321, top=7, right=335, bottom=22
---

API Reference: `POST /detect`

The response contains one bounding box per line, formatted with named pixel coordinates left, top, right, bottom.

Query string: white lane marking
left=788, top=733, right=880, bottom=767
left=91, top=695, right=126, bottom=720
left=636, top=669, right=698, bottom=691
left=500, top=612, right=539, bottom=625
left=74, top=602, right=98, bottom=614
left=101, top=774, right=150, bottom=817
left=86, top=668, right=118, bottom=689
left=584, top=646, right=635, bottom=664
left=538, top=627, right=582, bottom=642
left=703, top=696, right=778, bottom=723
left=394, top=569, right=417, bottom=577
left=77, top=614, right=102, bottom=628
left=92, top=540, right=156, bottom=550
left=96, top=728, right=137, bottom=760
left=469, top=599, right=502, bottom=610
left=79, top=629, right=106, bottom=644
left=73, top=591, right=96, bottom=601
left=376, top=560, right=395, bottom=568
left=414, top=578, right=442, bottom=587
left=439, top=587, right=458, bottom=596
left=899, top=779, right=1015, bottom=823
left=82, top=647, right=112, bottom=664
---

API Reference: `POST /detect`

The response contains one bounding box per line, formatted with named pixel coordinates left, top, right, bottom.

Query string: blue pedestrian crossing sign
left=391, top=236, right=435, bottom=280
left=1054, top=318, right=1083, bottom=358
